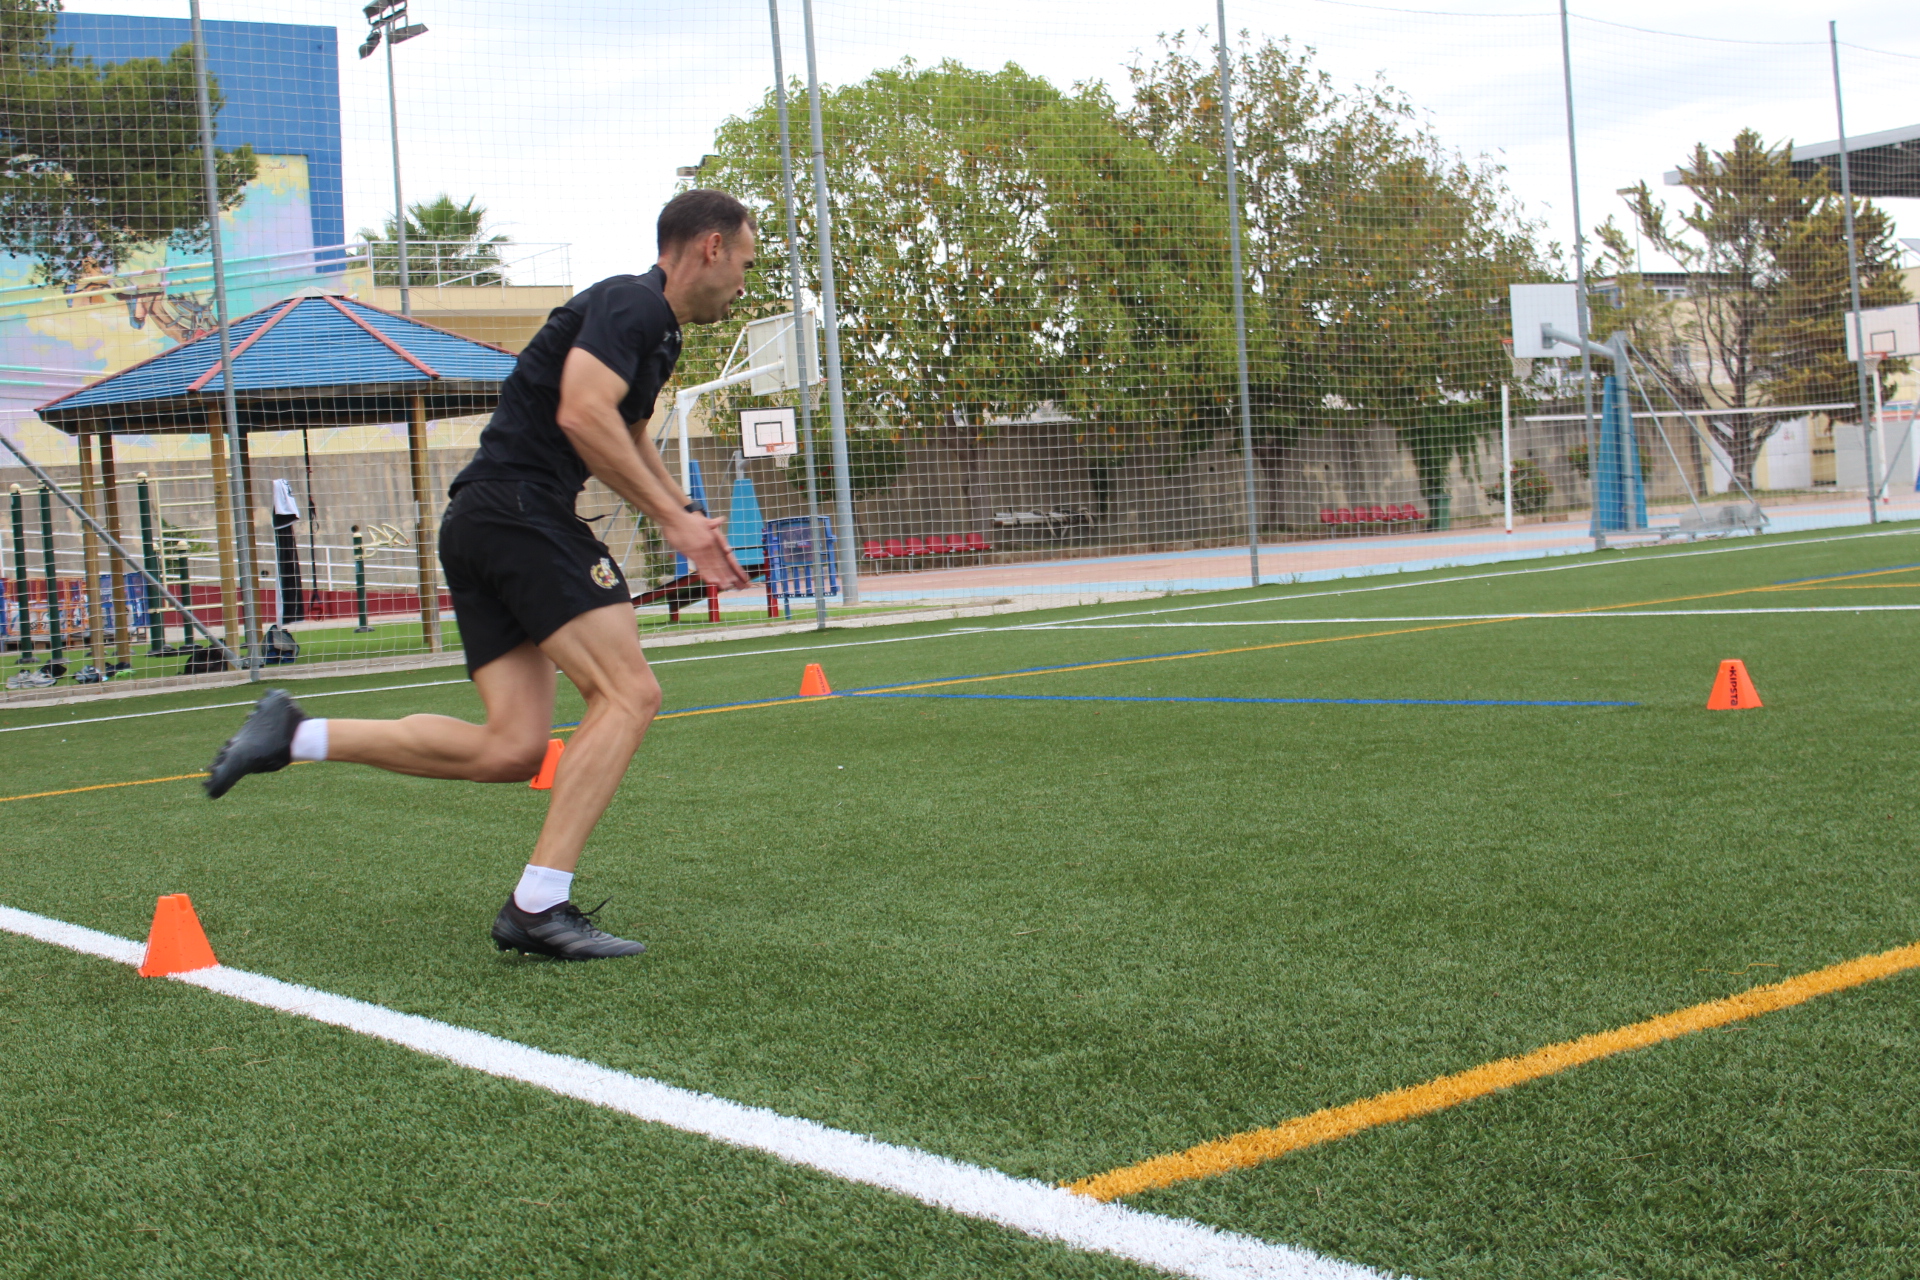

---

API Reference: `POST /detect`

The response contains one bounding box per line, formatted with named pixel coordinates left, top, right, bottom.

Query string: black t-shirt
left=451, top=267, right=682, bottom=498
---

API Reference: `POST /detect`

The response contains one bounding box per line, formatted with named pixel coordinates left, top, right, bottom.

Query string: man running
left=203, top=190, right=756, bottom=961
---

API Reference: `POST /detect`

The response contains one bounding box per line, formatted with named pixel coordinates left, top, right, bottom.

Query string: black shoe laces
left=560, top=897, right=614, bottom=935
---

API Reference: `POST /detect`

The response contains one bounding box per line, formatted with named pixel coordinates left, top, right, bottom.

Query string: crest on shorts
left=589, top=557, right=617, bottom=589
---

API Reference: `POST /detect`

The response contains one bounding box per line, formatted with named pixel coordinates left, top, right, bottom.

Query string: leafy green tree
left=360, top=193, right=509, bottom=287
left=688, top=59, right=1233, bottom=467
left=1595, top=128, right=1909, bottom=489
left=1125, top=33, right=1553, bottom=528
left=0, top=0, right=256, bottom=284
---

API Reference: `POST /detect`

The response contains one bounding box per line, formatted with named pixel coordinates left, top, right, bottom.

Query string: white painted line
left=1029, top=605, right=1920, bottom=628
left=0, top=678, right=470, bottom=734
left=0, top=903, right=1397, bottom=1280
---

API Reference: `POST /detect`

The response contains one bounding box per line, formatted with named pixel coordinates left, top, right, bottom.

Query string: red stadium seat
left=905, top=536, right=928, bottom=557
left=1368, top=505, right=1388, bottom=523
left=883, top=537, right=906, bottom=559
left=1335, top=507, right=1353, bottom=524
left=926, top=533, right=950, bottom=555
left=862, top=539, right=888, bottom=560
left=1318, top=508, right=1337, bottom=525
left=964, top=531, right=991, bottom=553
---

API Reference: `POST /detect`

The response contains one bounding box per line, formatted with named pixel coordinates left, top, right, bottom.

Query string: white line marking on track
left=1028, top=605, right=1920, bottom=627
left=0, top=903, right=1397, bottom=1280
left=11, top=525, right=1914, bottom=736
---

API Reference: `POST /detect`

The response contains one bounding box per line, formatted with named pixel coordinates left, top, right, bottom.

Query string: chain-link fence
left=0, top=0, right=1913, bottom=699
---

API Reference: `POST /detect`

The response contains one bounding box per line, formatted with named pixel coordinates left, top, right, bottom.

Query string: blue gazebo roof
left=37, top=291, right=522, bottom=434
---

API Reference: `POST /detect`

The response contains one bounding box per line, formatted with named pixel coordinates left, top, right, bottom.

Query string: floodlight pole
left=1556, top=0, right=1602, bottom=552
left=769, top=0, right=828, bottom=630
left=384, top=26, right=413, bottom=316
left=1830, top=22, right=1878, bottom=525
left=801, top=0, right=858, bottom=604
left=1216, top=1, right=1260, bottom=588
left=189, top=0, right=262, bottom=679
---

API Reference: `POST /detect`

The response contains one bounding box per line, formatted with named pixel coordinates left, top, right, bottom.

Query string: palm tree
left=359, top=194, right=509, bottom=287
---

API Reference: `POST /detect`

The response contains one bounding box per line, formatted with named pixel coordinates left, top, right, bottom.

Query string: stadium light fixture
left=363, top=0, right=428, bottom=315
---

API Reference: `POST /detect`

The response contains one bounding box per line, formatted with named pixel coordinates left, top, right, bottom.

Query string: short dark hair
left=658, top=189, right=756, bottom=253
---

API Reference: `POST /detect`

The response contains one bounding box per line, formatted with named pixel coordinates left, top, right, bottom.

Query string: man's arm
left=557, top=347, right=747, bottom=589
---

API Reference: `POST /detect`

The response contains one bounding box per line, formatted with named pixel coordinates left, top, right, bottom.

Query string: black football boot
left=204, top=688, right=307, bottom=799
left=491, top=897, right=647, bottom=960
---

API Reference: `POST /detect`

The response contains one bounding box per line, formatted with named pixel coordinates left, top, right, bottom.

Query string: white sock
left=514, top=864, right=574, bottom=914
left=290, top=718, right=329, bottom=762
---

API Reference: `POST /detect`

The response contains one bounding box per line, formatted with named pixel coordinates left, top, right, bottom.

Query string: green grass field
left=4, top=525, right=1919, bottom=1278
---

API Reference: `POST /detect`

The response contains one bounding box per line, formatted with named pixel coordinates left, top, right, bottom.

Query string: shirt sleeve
left=569, top=280, right=669, bottom=391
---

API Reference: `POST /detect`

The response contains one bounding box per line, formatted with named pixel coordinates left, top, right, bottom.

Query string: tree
left=0, top=0, right=256, bottom=284
left=360, top=193, right=509, bottom=287
left=1125, top=33, right=1553, bottom=528
left=690, top=62, right=1231, bottom=444
left=1595, top=128, right=1909, bottom=489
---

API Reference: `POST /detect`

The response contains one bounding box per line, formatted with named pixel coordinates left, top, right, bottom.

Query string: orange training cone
left=529, top=738, right=564, bottom=790
left=138, top=894, right=219, bottom=977
left=799, top=663, right=832, bottom=697
left=1706, top=659, right=1763, bottom=710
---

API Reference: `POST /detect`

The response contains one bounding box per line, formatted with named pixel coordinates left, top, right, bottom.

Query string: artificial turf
left=3, top=523, right=1919, bottom=1278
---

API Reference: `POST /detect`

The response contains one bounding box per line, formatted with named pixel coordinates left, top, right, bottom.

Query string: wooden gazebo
left=36, top=289, right=519, bottom=665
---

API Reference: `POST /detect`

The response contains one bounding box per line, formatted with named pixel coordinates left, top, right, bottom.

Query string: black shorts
left=439, top=479, right=631, bottom=677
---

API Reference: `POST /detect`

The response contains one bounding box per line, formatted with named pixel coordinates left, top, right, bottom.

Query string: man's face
left=678, top=227, right=756, bottom=325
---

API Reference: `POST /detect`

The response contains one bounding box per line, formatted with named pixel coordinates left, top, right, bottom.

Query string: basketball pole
left=1215, top=0, right=1261, bottom=589
left=767, top=0, right=829, bottom=630
left=1830, top=22, right=1878, bottom=526
left=1556, top=0, right=1601, bottom=553
left=801, top=0, right=858, bottom=604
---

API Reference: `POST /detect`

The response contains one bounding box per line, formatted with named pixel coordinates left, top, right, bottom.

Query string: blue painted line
left=850, top=692, right=1636, bottom=709
left=1773, top=562, right=1920, bottom=584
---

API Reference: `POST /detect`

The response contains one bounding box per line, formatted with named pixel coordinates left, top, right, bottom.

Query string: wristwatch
left=683, top=501, right=707, bottom=516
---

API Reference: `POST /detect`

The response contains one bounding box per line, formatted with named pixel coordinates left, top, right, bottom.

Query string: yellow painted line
left=1066, top=938, right=1920, bottom=1202
left=0, top=761, right=314, bottom=805
left=0, top=772, right=207, bottom=803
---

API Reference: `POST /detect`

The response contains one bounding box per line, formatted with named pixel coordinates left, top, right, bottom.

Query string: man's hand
left=663, top=513, right=750, bottom=591
left=557, top=347, right=749, bottom=592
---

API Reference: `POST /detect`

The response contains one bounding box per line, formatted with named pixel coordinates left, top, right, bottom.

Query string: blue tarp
left=1591, top=374, right=1647, bottom=534
left=726, top=474, right=766, bottom=568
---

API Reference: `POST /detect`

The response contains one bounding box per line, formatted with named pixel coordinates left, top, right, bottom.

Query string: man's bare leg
left=524, top=601, right=662, bottom=873
left=326, top=645, right=556, bottom=782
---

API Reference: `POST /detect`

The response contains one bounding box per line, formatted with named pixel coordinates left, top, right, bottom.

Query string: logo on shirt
left=589, top=557, right=618, bottom=589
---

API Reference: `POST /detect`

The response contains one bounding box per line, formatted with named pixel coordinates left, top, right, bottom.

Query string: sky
left=65, top=0, right=1920, bottom=290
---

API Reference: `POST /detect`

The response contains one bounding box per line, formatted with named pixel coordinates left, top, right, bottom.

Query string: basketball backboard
left=745, top=310, right=823, bottom=396
left=1509, top=283, right=1583, bottom=359
left=741, top=407, right=799, bottom=458
left=1844, top=304, right=1920, bottom=361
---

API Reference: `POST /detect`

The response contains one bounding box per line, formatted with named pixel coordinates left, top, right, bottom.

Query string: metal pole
left=352, top=525, right=372, bottom=631
left=1557, top=0, right=1601, bottom=551
left=800, top=0, right=857, bottom=604
left=386, top=30, right=413, bottom=316
left=769, top=0, right=829, bottom=630
left=189, top=1, right=262, bottom=677
left=1215, top=2, right=1261, bottom=588
left=9, top=484, right=30, bottom=662
left=37, top=483, right=59, bottom=660
left=1501, top=382, right=1513, bottom=534
left=136, top=472, right=163, bottom=652
left=1830, top=23, right=1877, bottom=525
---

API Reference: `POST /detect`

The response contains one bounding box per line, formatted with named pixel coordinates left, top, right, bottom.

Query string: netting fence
left=0, top=0, right=1913, bottom=700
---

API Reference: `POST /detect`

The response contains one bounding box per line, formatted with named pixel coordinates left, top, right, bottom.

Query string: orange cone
left=529, top=738, right=564, bottom=790
left=138, top=894, right=218, bottom=977
left=799, top=663, right=832, bottom=697
left=1706, top=659, right=1763, bottom=710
